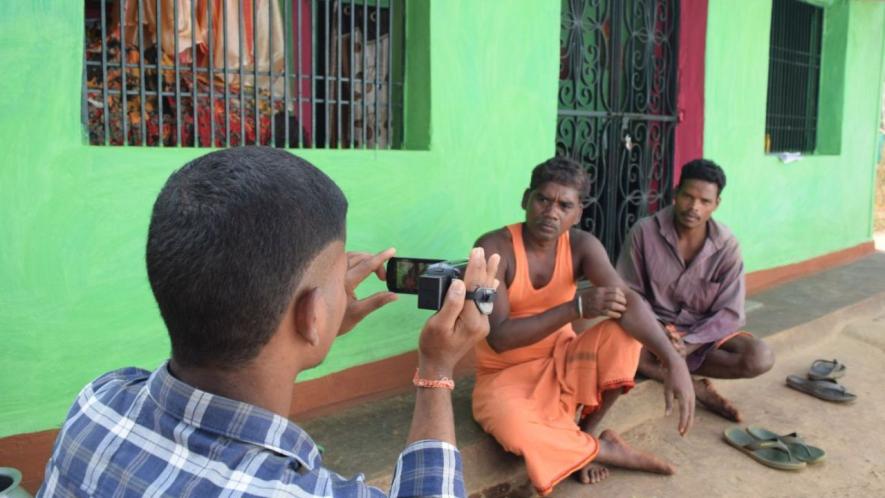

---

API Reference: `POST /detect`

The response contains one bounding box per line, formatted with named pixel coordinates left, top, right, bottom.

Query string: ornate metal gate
left=556, top=0, right=679, bottom=261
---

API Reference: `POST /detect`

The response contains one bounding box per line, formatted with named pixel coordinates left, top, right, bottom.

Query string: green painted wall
left=2, top=0, right=883, bottom=439
left=816, top=0, right=849, bottom=154
left=704, top=0, right=885, bottom=272
left=0, top=1, right=560, bottom=437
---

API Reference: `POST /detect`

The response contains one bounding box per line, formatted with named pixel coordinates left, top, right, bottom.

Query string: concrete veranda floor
left=555, top=286, right=885, bottom=497
left=556, top=252, right=885, bottom=498
left=548, top=251, right=885, bottom=497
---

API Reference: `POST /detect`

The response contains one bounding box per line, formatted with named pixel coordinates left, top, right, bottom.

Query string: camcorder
left=385, top=257, right=496, bottom=314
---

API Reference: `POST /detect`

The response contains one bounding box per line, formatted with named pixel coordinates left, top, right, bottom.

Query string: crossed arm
left=577, top=232, right=695, bottom=433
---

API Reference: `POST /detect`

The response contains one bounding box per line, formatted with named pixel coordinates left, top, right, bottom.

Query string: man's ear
left=293, top=288, right=322, bottom=347
left=521, top=189, right=531, bottom=210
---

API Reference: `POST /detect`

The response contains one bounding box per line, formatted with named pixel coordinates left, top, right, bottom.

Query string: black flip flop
left=807, top=359, right=846, bottom=381
left=786, top=374, right=856, bottom=403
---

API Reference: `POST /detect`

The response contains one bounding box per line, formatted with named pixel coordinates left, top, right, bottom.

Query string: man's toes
left=577, top=464, right=609, bottom=485
left=731, top=407, right=743, bottom=422
left=579, top=468, right=590, bottom=484
left=719, top=399, right=741, bottom=422
left=591, top=467, right=609, bottom=483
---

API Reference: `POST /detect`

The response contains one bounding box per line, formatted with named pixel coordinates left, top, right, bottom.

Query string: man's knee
left=737, top=339, right=775, bottom=378
left=477, top=401, right=534, bottom=442
left=486, top=415, right=535, bottom=454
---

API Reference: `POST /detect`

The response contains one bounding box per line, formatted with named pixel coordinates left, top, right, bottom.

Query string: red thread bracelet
left=413, top=369, right=455, bottom=390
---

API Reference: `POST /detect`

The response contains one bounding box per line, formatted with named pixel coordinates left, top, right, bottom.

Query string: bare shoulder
left=476, top=227, right=516, bottom=276
left=569, top=227, right=611, bottom=278
left=476, top=227, right=512, bottom=251
left=569, top=228, right=614, bottom=283
left=569, top=227, right=604, bottom=256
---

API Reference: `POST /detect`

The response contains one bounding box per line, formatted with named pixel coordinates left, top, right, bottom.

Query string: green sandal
left=723, top=426, right=806, bottom=471
left=786, top=375, right=857, bottom=403
left=808, top=359, right=846, bottom=381
left=746, top=425, right=826, bottom=464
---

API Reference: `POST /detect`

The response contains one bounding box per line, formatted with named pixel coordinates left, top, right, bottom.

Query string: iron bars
left=82, top=0, right=404, bottom=149
left=556, top=0, right=679, bottom=262
left=764, top=0, right=823, bottom=154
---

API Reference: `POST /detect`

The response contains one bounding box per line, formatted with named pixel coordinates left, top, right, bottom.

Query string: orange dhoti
left=473, top=320, right=641, bottom=495
left=473, top=223, right=641, bottom=495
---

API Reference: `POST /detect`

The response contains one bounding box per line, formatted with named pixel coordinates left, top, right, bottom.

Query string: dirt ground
left=552, top=298, right=885, bottom=498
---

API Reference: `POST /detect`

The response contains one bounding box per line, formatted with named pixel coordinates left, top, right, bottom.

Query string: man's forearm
left=619, top=291, right=681, bottom=366
left=406, top=365, right=456, bottom=445
left=398, top=374, right=466, bottom=498
left=488, top=300, right=578, bottom=352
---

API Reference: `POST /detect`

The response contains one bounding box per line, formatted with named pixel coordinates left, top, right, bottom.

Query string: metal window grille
left=764, top=0, right=823, bottom=154
left=83, top=0, right=404, bottom=148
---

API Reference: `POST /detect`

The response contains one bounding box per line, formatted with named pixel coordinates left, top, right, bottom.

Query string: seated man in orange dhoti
left=472, top=157, right=695, bottom=495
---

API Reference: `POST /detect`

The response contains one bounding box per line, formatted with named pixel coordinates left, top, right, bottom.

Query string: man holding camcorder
left=471, top=156, right=696, bottom=495
left=38, top=147, right=497, bottom=498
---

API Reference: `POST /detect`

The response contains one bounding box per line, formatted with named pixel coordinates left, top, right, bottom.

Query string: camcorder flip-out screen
left=385, top=257, right=444, bottom=294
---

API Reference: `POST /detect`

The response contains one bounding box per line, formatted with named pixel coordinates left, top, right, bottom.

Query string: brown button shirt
left=616, top=205, right=746, bottom=345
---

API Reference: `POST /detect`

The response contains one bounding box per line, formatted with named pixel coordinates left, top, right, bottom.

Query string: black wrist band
left=466, top=287, right=496, bottom=315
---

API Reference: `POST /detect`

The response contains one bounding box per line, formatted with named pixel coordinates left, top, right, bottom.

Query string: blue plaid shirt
left=38, top=362, right=465, bottom=497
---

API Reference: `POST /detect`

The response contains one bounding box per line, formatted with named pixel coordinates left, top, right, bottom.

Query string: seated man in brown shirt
left=616, top=159, right=774, bottom=421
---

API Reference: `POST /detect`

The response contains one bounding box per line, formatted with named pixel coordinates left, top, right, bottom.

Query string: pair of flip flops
left=786, top=359, right=856, bottom=403
left=724, top=426, right=826, bottom=470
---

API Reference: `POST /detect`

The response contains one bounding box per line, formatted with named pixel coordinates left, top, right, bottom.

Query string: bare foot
left=694, top=378, right=741, bottom=422
left=595, top=429, right=675, bottom=475
left=575, top=463, right=609, bottom=484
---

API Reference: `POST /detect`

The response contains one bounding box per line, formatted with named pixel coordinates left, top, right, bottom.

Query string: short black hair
left=678, top=159, right=726, bottom=195
left=529, top=156, right=590, bottom=201
left=146, top=147, right=348, bottom=369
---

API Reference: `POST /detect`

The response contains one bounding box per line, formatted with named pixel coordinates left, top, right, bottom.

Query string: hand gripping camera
left=386, top=258, right=496, bottom=314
